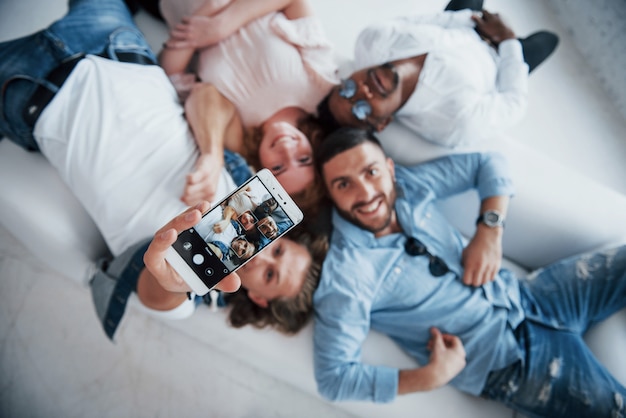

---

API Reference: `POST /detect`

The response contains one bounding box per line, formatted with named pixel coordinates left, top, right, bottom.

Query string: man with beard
left=311, top=127, right=626, bottom=418
left=317, top=0, right=558, bottom=147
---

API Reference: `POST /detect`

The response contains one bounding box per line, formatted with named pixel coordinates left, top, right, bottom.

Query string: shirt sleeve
left=400, top=152, right=515, bottom=201
left=396, top=9, right=476, bottom=29
left=452, top=39, right=529, bottom=144
left=313, top=257, right=399, bottom=403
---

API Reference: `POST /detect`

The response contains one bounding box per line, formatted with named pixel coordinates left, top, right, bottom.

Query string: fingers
left=440, top=333, right=462, bottom=348
left=430, top=327, right=464, bottom=350
left=471, top=9, right=502, bottom=29
left=215, top=272, right=241, bottom=293
left=162, top=201, right=208, bottom=237
left=151, top=203, right=208, bottom=247
left=182, top=174, right=216, bottom=206
left=461, top=246, right=499, bottom=286
left=462, top=265, right=497, bottom=286
left=167, top=17, right=203, bottom=48
left=165, top=24, right=194, bottom=49
left=171, top=27, right=189, bottom=39
left=481, top=9, right=494, bottom=19
left=147, top=227, right=179, bottom=257
left=143, top=202, right=210, bottom=287
left=427, top=327, right=443, bottom=351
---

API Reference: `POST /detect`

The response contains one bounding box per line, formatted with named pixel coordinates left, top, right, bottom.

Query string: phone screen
left=171, top=175, right=298, bottom=289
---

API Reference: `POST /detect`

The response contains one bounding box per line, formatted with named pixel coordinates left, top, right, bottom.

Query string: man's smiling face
left=322, top=141, right=398, bottom=237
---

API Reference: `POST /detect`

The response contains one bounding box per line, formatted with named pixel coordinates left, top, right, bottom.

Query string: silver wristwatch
left=476, top=210, right=505, bottom=228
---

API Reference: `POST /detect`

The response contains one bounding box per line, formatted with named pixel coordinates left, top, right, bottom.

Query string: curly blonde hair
left=225, top=227, right=328, bottom=334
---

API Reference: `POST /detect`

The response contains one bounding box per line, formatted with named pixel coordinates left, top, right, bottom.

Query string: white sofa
left=2, top=1, right=626, bottom=417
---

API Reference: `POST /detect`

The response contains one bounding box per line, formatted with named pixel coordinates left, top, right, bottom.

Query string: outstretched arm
left=461, top=195, right=509, bottom=286
left=181, top=82, right=244, bottom=206
left=160, top=0, right=313, bottom=74
left=137, top=201, right=241, bottom=311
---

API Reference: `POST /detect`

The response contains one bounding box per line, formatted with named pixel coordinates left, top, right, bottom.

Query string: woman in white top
left=158, top=0, right=338, bottom=214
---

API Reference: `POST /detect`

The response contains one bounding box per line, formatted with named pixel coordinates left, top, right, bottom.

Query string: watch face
left=485, top=212, right=500, bottom=224
left=483, top=211, right=503, bottom=227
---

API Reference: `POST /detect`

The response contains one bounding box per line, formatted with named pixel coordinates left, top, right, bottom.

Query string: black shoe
left=444, top=0, right=484, bottom=12
left=519, top=31, right=559, bottom=73
left=135, top=0, right=164, bottom=21
left=123, top=0, right=139, bottom=15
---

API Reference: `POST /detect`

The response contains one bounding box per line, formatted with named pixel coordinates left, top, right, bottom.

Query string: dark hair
left=314, top=127, right=384, bottom=175
left=224, top=229, right=328, bottom=334
left=316, top=93, right=341, bottom=135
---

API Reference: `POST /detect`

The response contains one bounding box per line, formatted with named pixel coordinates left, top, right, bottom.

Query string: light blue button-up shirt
left=313, top=152, right=524, bottom=402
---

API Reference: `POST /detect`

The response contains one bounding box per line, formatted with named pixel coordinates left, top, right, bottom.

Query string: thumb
left=430, top=326, right=442, bottom=336
left=430, top=327, right=443, bottom=344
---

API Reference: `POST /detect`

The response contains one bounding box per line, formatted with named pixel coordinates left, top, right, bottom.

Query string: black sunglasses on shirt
left=404, top=237, right=450, bottom=277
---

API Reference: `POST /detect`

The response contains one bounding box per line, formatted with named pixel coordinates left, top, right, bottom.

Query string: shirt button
left=425, top=212, right=431, bottom=218
left=393, top=266, right=402, bottom=275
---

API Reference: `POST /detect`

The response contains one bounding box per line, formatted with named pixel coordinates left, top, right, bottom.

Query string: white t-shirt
left=34, top=55, right=236, bottom=256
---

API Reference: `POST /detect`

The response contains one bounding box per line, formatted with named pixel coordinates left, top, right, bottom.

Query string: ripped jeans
left=482, top=245, right=626, bottom=418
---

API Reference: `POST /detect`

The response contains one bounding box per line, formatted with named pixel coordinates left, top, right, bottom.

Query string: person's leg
left=444, top=0, right=483, bottom=12
left=0, top=31, right=59, bottom=149
left=483, top=322, right=626, bottom=418
left=48, top=0, right=154, bottom=60
left=484, top=245, right=626, bottom=416
left=0, top=0, right=155, bottom=149
left=521, top=244, right=626, bottom=332
left=519, top=31, right=559, bottom=73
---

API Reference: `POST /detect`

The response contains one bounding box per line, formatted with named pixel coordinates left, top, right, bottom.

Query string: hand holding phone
left=166, top=169, right=304, bottom=295
left=143, top=201, right=242, bottom=295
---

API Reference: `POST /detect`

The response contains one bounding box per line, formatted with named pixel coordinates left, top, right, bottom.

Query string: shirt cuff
left=498, top=38, right=524, bottom=62
left=373, top=366, right=399, bottom=403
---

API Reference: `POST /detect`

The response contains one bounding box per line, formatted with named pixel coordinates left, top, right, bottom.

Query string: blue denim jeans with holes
left=482, top=245, right=626, bottom=418
left=0, top=0, right=155, bottom=150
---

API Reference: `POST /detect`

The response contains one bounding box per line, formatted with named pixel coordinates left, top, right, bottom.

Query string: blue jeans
left=0, top=0, right=156, bottom=150
left=482, top=245, right=626, bottom=418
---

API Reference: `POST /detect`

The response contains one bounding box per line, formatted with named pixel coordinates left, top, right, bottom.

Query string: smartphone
left=165, top=169, right=304, bottom=295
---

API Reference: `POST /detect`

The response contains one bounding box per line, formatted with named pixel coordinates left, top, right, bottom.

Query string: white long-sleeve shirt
left=354, top=10, right=529, bottom=148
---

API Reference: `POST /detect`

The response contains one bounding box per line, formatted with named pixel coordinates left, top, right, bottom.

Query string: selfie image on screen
left=183, top=177, right=295, bottom=271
